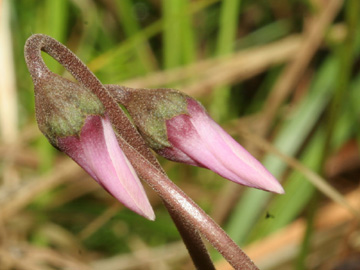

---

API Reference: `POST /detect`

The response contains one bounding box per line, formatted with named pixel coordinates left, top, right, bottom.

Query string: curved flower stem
left=24, top=34, right=259, bottom=270
left=123, top=145, right=258, bottom=270
left=164, top=201, right=215, bottom=270
left=25, top=35, right=215, bottom=270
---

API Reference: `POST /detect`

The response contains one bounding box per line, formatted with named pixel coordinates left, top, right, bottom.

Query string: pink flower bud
left=108, top=86, right=284, bottom=194
left=58, top=115, right=155, bottom=220
left=161, top=98, right=284, bottom=194
left=29, top=72, right=154, bottom=220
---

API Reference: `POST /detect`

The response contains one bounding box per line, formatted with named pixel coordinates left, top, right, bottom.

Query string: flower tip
left=109, top=186, right=155, bottom=221
left=58, top=115, right=156, bottom=220
left=124, top=196, right=155, bottom=221
left=145, top=209, right=156, bottom=221
left=253, top=171, right=284, bottom=194
left=127, top=202, right=155, bottom=221
left=254, top=167, right=284, bottom=194
left=268, top=182, right=285, bottom=194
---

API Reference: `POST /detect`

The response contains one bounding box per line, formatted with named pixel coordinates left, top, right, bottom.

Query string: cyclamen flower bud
left=31, top=73, right=154, bottom=220
left=108, top=86, right=284, bottom=194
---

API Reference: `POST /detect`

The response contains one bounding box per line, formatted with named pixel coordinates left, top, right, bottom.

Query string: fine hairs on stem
left=24, top=34, right=259, bottom=270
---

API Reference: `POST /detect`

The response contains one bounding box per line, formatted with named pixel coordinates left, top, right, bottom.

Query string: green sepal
left=108, top=86, right=189, bottom=150
left=35, top=74, right=104, bottom=147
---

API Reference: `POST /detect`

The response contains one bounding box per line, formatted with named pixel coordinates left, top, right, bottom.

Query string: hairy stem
left=25, top=34, right=258, bottom=270
left=165, top=201, right=216, bottom=270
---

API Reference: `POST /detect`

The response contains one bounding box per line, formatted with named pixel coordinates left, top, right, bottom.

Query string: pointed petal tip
left=129, top=200, right=156, bottom=221
left=145, top=210, right=156, bottom=221
left=59, top=115, right=156, bottom=220
left=110, top=191, right=156, bottom=221
left=235, top=176, right=284, bottom=194
left=268, top=183, right=285, bottom=194
left=262, top=173, right=285, bottom=194
left=253, top=174, right=284, bottom=194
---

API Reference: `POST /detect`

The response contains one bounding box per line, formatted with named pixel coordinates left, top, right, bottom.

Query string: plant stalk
left=24, top=34, right=258, bottom=270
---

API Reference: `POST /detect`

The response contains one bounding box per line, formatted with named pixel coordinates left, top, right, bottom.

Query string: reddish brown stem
left=164, top=201, right=215, bottom=270
left=105, top=84, right=216, bottom=269
left=25, top=34, right=215, bottom=270
left=24, top=34, right=259, bottom=270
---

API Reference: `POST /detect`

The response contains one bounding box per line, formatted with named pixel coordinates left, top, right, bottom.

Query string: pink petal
left=58, top=115, right=155, bottom=220
left=167, top=99, right=284, bottom=194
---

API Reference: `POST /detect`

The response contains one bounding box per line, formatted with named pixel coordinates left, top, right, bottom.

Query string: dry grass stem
left=91, top=241, right=188, bottom=270
left=78, top=203, right=122, bottom=240
left=216, top=188, right=360, bottom=270
left=0, top=160, right=82, bottom=220
left=36, top=223, right=85, bottom=254
left=259, top=0, right=344, bottom=134
left=123, top=35, right=302, bottom=95
left=238, top=127, right=360, bottom=219
left=128, top=237, right=170, bottom=270
left=211, top=182, right=244, bottom=225
left=46, top=177, right=100, bottom=209
left=0, top=244, right=91, bottom=270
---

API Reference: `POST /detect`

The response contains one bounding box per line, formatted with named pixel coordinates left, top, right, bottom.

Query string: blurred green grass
left=2, top=0, right=360, bottom=269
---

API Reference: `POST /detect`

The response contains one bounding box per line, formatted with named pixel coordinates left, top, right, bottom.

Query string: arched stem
left=25, top=34, right=258, bottom=270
